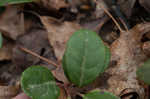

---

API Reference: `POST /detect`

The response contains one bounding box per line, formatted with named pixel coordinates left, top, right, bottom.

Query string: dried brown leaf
left=36, top=0, right=68, bottom=10
left=0, top=84, right=20, bottom=99
left=99, top=23, right=150, bottom=99
left=40, top=16, right=81, bottom=61
left=0, top=6, right=24, bottom=40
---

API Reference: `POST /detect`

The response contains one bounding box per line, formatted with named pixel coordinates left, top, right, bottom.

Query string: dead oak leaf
left=99, top=23, right=150, bottom=99
left=0, top=6, right=24, bottom=40
left=40, top=16, right=81, bottom=61
left=37, top=0, right=68, bottom=10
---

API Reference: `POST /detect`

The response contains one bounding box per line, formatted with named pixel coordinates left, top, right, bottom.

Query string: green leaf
left=21, top=66, right=60, bottom=99
left=0, top=32, right=3, bottom=48
left=137, top=59, right=150, bottom=85
left=83, top=90, right=120, bottom=99
left=0, top=0, right=33, bottom=6
left=63, top=29, right=110, bottom=87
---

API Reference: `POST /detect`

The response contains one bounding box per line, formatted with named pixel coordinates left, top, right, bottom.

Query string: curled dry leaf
left=36, top=0, right=68, bottom=10
left=99, top=23, right=150, bottom=99
left=0, top=6, right=24, bottom=40
left=0, top=84, right=20, bottom=99
left=40, top=16, right=81, bottom=61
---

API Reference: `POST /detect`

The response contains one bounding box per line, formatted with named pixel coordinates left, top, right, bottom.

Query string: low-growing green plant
left=21, top=29, right=119, bottom=99
left=137, top=59, right=150, bottom=85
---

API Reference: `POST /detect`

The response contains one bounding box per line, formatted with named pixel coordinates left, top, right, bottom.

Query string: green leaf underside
left=0, top=32, right=2, bottom=48
left=0, top=0, right=33, bottom=6
left=137, top=59, right=150, bottom=85
left=83, top=90, right=120, bottom=99
left=21, top=66, right=60, bottom=99
left=63, top=29, right=110, bottom=87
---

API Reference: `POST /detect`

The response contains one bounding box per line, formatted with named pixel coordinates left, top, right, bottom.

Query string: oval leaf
left=137, top=59, right=150, bottom=85
left=0, top=32, right=3, bottom=48
left=21, top=66, right=60, bottom=99
left=63, top=29, right=110, bottom=87
left=0, top=0, right=33, bottom=6
left=83, top=90, right=120, bottom=99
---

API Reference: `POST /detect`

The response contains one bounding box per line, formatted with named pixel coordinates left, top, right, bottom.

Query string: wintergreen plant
left=21, top=29, right=118, bottom=99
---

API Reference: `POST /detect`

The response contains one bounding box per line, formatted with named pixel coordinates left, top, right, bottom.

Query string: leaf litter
left=0, top=0, right=150, bottom=99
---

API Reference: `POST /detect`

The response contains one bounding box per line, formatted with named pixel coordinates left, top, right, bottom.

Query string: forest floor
left=0, top=0, right=150, bottom=99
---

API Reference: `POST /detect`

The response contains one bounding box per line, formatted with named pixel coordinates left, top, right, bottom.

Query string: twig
left=111, top=0, right=130, bottom=30
left=19, top=46, right=59, bottom=68
left=94, top=0, right=123, bottom=32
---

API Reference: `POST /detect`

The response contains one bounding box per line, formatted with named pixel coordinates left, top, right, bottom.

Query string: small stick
left=19, top=46, right=59, bottom=67
left=112, top=0, right=130, bottom=30
left=95, top=0, right=123, bottom=32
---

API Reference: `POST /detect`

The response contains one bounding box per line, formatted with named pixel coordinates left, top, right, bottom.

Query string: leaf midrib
left=79, top=33, right=88, bottom=86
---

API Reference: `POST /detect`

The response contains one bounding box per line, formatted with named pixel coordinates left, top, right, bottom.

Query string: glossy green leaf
left=21, top=66, right=60, bottom=99
left=0, top=0, right=33, bottom=6
left=63, top=29, right=110, bottom=87
left=137, top=59, right=150, bottom=85
left=0, top=32, right=3, bottom=48
left=83, top=90, right=120, bottom=99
